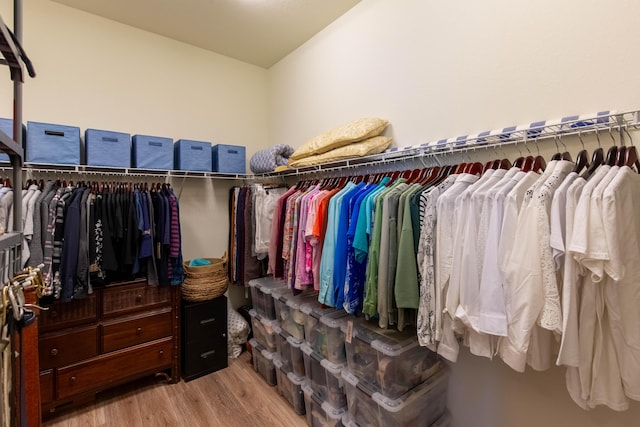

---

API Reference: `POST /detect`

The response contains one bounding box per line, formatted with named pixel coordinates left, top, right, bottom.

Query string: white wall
left=0, top=0, right=268, bottom=307
left=268, top=0, right=640, bottom=426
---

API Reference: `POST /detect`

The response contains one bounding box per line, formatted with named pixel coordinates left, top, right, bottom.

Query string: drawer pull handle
left=50, top=348, right=58, bottom=357
left=135, top=294, right=143, bottom=302
left=200, top=350, right=215, bottom=359
left=70, top=376, right=76, bottom=384
left=136, top=327, right=143, bottom=335
left=50, top=311, right=58, bottom=318
left=200, top=318, right=216, bottom=325
left=159, top=350, right=164, bottom=356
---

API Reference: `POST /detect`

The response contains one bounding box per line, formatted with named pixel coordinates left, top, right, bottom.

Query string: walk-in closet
left=2, top=1, right=640, bottom=426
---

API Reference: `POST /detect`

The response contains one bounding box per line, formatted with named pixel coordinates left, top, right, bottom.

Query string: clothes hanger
left=622, top=128, right=640, bottom=172
left=582, top=131, right=604, bottom=180
left=573, top=133, right=589, bottom=174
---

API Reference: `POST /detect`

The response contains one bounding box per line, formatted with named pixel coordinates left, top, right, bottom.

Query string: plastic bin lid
left=300, top=341, right=313, bottom=356
left=321, top=400, right=346, bottom=421
left=340, top=369, right=377, bottom=396
left=301, top=382, right=315, bottom=398
left=340, top=317, right=420, bottom=356
left=300, top=342, right=322, bottom=362
left=272, top=354, right=284, bottom=370
left=300, top=301, right=342, bottom=318
left=319, top=310, right=350, bottom=328
left=285, top=292, right=320, bottom=310
left=286, top=370, right=306, bottom=385
left=286, top=335, right=304, bottom=347
left=249, top=338, right=265, bottom=353
left=320, top=358, right=346, bottom=376
left=248, top=277, right=288, bottom=295
left=259, top=314, right=279, bottom=330
left=260, top=348, right=276, bottom=361
left=372, top=368, right=448, bottom=412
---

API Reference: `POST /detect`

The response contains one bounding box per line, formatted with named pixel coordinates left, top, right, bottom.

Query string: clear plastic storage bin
left=272, top=288, right=319, bottom=340
left=302, top=343, right=347, bottom=409
left=341, top=318, right=441, bottom=399
left=301, top=303, right=349, bottom=364
left=249, top=277, right=288, bottom=320
left=249, top=309, right=278, bottom=352
left=302, top=383, right=346, bottom=427
left=250, top=338, right=277, bottom=387
left=273, top=356, right=306, bottom=415
left=341, top=368, right=449, bottom=427
left=274, top=325, right=305, bottom=376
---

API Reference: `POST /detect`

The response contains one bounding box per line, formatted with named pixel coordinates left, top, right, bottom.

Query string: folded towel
left=189, top=258, right=211, bottom=267
left=250, top=144, right=295, bottom=174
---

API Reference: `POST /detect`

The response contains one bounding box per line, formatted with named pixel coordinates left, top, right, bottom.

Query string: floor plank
left=43, top=352, right=307, bottom=427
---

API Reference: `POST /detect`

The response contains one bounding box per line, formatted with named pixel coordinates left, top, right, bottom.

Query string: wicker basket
left=181, top=254, right=229, bottom=302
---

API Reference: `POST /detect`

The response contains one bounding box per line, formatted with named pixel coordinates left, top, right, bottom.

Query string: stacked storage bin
left=248, top=277, right=288, bottom=320
left=248, top=278, right=288, bottom=387
left=273, top=355, right=307, bottom=415
left=249, top=338, right=277, bottom=386
left=299, top=304, right=350, bottom=427
left=339, top=317, right=448, bottom=427
left=272, top=288, right=320, bottom=340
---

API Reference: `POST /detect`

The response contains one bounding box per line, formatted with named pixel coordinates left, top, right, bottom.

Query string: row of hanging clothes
left=257, top=131, right=640, bottom=410
left=0, top=178, right=184, bottom=303
left=228, top=183, right=288, bottom=286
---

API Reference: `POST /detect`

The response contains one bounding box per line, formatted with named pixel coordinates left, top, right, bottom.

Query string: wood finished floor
left=43, top=351, right=308, bottom=427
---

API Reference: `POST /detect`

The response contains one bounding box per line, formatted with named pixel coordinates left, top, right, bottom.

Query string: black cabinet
left=181, top=296, right=228, bottom=381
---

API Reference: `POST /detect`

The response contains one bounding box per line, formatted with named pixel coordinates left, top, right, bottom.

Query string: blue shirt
left=333, top=182, right=366, bottom=308
left=344, top=183, right=378, bottom=314
left=318, top=182, right=355, bottom=306
left=353, top=177, right=390, bottom=263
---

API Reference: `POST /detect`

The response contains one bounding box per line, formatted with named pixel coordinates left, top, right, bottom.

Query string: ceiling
left=52, top=0, right=361, bottom=69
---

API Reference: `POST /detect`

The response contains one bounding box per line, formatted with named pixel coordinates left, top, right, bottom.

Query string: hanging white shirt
left=435, top=173, right=479, bottom=362
left=477, top=170, right=527, bottom=337
left=602, top=166, right=640, bottom=404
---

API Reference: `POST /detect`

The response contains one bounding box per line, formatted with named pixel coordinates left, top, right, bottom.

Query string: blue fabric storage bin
left=0, top=118, right=26, bottom=162
left=85, top=129, right=131, bottom=167
left=132, top=134, right=173, bottom=170
left=26, top=121, right=81, bottom=165
left=212, top=144, right=246, bottom=174
left=174, top=139, right=212, bottom=171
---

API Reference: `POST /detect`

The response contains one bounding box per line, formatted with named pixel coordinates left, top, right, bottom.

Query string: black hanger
left=513, top=156, right=525, bottom=169
left=605, top=146, right=618, bottom=166
left=573, top=149, right=589, bottom=174
left=624, top=146, right=640, bottom=172
left=581, top=147, right=604, bottom=180
left=615, top=146, right=628, bottom=167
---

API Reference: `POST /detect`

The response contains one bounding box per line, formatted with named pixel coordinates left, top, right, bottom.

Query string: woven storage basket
left=182, top=254, right=229, bottom=302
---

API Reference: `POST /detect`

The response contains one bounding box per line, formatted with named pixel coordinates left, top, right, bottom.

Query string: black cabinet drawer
left=182, top=297, right=227, bottom=343
left=182, top=338, right=227, bottom=381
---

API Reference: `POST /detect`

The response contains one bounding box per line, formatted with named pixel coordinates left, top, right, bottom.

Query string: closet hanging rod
left=0, top=163, right=248, bottom=180
left=252, top=109, right=640, bottom=179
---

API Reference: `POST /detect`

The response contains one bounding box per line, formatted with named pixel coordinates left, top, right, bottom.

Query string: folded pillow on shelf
left=249, top=143, right=295, bottom=174
left=288, top=136, right=392, bottom=168
left=288, top=117, right=389, bottom=162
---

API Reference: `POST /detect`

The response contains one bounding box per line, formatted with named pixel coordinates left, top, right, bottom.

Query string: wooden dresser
left=38, top=279, right=180, bottom=415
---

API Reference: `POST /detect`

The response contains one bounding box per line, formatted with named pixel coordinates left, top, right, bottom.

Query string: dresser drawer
left=101, top=308, right=172, bottom=353
left=102, top=283, right=170, bottom=317
left=40, top=370, right=54, bottom=405
left=39, top=294, right=97, bottom=331
left=39, top=325, right=99, bottom=370
left=182, top=338, right=227, bottom=381
left=56, top=338, right=173, bottom=400
left=183, top=297, right=226, bottom=343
